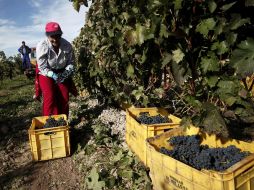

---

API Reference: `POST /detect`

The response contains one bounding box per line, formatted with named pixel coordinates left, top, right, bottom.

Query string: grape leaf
left=200, top=53, right=219, bottom=73
left=196, top=18, right=216, bottom=37
left=86, top=167, right=105, bottom=190
left=231, top=38, right=254, bottom=77
left=208, top=0, right=217, bottom=13
left=220, top=2, right=237, bottom=11
left=172, top=48, right=184, bottom=64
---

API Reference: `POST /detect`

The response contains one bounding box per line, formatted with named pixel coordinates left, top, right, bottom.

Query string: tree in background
left=0, top=51, right=23, bottom=81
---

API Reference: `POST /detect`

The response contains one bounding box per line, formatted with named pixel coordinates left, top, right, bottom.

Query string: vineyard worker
left=18, top=41, right=32, bottom=71
left=36, top=21, right=77, bottom=116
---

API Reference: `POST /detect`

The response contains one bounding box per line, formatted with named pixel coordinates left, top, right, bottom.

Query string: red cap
left=45, top=22, right=63, bottom=36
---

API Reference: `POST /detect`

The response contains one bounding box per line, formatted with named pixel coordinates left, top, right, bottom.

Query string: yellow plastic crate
left=28, top=114, right=71, bottom=161
left=147, top=126, right=254, bottom=190
left=126, top=107, right=181, bottom=167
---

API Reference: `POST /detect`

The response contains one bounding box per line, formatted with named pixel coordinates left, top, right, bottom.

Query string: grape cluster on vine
left=43, top=116, right=67, bottom=129
left=136, top=112, right=172, bottom=124
left=160, top=135, right=250, bottom=171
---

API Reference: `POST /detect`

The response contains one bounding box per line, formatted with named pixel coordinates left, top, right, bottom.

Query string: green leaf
left=206, top=76, right=219, bottom=88
left=161, top=53, right=172, bottom=68
left=132, top=86, right=144, bottom=100
left=208, top=0, right=217, bottom=13
left=119, top=169, right=134, bottom=179
left=159, top=24, right=169, bottom=38
left=73, top=0, right=80, bottom=12
left=231, top=38, right=254, bottom=77
left=200, top=53, right=219, bottom=73
left=245, top=0, right=254, bottom=6
left=220, top=2, right=237, bottom=11
left=127, top=64, right=134, bottom=78
left=211, top=41, right=229, bottom=55
left=86, top=167, right=105, bottom=190
left=228, top=14, right=250, bottom=30
left=154, top=88, right=164, bottom=98
left=173, top=0, right=183, bottom=10
left=196, top=18, right=216, bottom=37
left=217, top=80, right=239, bottom=94
left=214, top=18, right=227, bottom=36
left=226, top=32, right=237, bottom=46
left=171, top=62, right=190, bottom=86
left=112, top=151, right=124, bottom=162
left=135, top=24, right=145, bottom=45
left=224, top=96, right=238, bottom=106
left=107, top=29, right=114, bottom=37
left=127, top=48, right=135, bottom=55
left=172, top=48, right=184, bottom=64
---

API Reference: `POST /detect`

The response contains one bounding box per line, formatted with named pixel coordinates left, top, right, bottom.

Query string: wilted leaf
left=201, top=103, right=228, bottom=137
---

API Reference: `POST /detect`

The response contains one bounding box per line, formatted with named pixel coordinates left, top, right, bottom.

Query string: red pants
left=39, top=75, right=69, bottom=116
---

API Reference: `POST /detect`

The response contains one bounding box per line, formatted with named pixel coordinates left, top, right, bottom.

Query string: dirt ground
left=0, top=118, right=83, bottom=190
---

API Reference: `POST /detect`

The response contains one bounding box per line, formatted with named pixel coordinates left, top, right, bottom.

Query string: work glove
left=47, top=71, right=58, bottom=81
left=65, top=64, right=74, bottom=72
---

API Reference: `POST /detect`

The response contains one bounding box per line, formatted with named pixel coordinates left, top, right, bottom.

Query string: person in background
left=18, top=41, right=31, bottom=71
left=35, top=21, right=77, bottom=116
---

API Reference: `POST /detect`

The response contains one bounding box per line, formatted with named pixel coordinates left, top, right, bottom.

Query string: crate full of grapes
left=126, top=107, right=181, bottom=167
left=146, top=126, right=254, bottom=190
left=28, top=114, right=70, bottom=161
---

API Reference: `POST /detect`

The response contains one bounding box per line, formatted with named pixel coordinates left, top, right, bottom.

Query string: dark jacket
left=18, top=45, right=31, bottom=55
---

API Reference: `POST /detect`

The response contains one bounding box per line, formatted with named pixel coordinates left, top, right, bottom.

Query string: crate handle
left=130, top=131, right=137, bottom=138
left=164, top=128, right=171, bottom=132
left=240, top=165, right=254, bottom=177
left=44, top=132, right=57, bottom=136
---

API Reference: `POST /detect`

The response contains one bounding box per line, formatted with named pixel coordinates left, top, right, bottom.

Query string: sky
left=0, top=0, right=89, bottom=57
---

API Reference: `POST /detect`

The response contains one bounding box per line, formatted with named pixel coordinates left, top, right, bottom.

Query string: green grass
left=0, top=75, right=41, bottom=124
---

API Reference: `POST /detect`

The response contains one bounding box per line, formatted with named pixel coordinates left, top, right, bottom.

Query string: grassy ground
left=0, top=75, right=41, bottom=124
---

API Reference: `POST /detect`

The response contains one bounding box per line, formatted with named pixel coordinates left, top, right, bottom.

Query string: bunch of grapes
left=160, top=135, right=250, bottom=171
left=136, top=112, right=171, bottom=124
left=43, top=116, right=67, bottom=128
